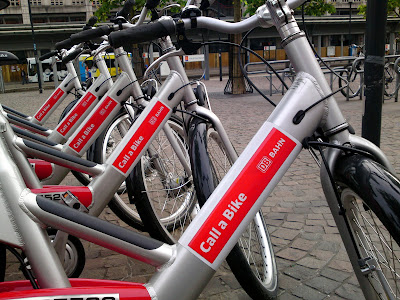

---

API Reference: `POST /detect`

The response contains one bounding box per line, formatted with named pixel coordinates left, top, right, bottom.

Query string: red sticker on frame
left=68, top=96, right=118, bottom=153
left=57, top=92, right=97, bottom=136
left=112, top=101, right=170, bottom=174
left=34, top=88, right=65, bottom=122
left=188, top=128, right=296, bottom=263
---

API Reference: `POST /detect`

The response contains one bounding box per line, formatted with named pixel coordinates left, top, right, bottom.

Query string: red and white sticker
left=112, top=101, right=170, bottom=174
left=29, top=159, right=53, bottom=180
left=31, top=185, right=93, bottom=208
left=188, top=128, right=296, bottom=263
left=68, top=96, right=118, bottom=153
left=34, top=88, right=65, bottom=122
left=57, top=92, right=97, bottom=136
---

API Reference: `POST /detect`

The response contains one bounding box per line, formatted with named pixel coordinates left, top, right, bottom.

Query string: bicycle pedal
left=61, top=191, right=89, bottom=213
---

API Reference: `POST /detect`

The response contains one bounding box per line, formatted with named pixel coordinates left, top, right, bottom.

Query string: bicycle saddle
left=0, top=51, right=18, bottom=65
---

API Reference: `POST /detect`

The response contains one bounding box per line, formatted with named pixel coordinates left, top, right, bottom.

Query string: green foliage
left=245, top=0, right=335, bottom=17
left=301, top=0, right=335, bottom=17
left=358, top=0, right=400, bottom=17
left=93, top=0, right=185, bottom=22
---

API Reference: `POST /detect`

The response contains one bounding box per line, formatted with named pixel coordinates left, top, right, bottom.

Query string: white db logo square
left=257, top=156, right=272, bottom=173
left=149, top=116, right=157, bottom=125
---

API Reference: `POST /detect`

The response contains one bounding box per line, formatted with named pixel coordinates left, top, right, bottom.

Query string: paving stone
left=278, top=292, right=302, bottom=300
left=268, top=212, right=287, bottom=220
left=304, top=225, right=325, bottom=233
left=324, top=226, right=339, bottom=234
left=305, top=276, right=342, bottom=294
left=276, top=248, right=308, bottom=261
left=265, top=219, right=285, bottom=227
left=287, top=214, right=305, bottom=222
left=272, top=228, right=300, bottom=240
left=283, top=265, right=318, bottom=281
left=328, top=260, right=354, bottom=273
left=278, top=274, right=302, bottom=291
left=291, top=238, right=318, bottom=251
left=307, top=214, right=324, bottom=220
left=301, top=232, right=323, bottom=241
left=272, top=236, right=292, bottom=247
left=309, top=249, right=335, bottom=261
left=275, top=255, right=293, bottom=268
left=316, top=241, right=341, bottom=252
left=291, top=284, right=326, bottom=300
left=272, top=206, right=294, bottom=213
left=326, top=219, right=337, bottom=227
left=282, top=221, right=304, bottom=230
left=320, top=268, right=351, bottom=282
left=346, top=275, right=360, bottom=286
left=335, top=283, right=364, bottom=300
left=305, top=219, right=327, bottom=226
left=297, top=257, right=327, bottom=269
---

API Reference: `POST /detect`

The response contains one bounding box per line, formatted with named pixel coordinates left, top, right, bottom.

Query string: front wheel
left=338, top=63, right=362, bottom=99
left=333, top=154, right=400, bottom=299
left=189, top=119, right=278, bottom=299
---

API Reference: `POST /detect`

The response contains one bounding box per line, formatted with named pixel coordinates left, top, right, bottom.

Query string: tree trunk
left=132, top=43, right=144, bottom=83
left=229, top=0, right=245, bottom=94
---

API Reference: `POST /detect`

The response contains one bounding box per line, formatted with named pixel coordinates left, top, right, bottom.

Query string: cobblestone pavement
left=1, top=74, right=400, bottom=300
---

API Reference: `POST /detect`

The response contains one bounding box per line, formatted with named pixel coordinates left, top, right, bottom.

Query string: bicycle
left=338, top=45, right=400, bottom=100
left=0, top=2, right=276, bottom=297
left=1, top=0, right=400, bottom=299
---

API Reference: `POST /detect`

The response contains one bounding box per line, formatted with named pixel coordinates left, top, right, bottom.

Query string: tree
left=245, top=0, right=335, bottom=17
left=358, top=0, right=400, bottom=17
left=93, top=0, right=185, bottom=80
left=94, top=0, right=184, bottom=21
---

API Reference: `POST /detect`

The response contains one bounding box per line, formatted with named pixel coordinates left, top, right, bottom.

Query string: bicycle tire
left=338, top=63, right=362, bottom=99
left=91, top=110, right=145, bottom=231
left=384, top=62, right=397, bottom=98
left=47, top=229, right=85, bottom=278
left=333, top=154, right=400, bottom=299
left=188, top=118, right=278, bottom=299
left=127, top=115, right=197, bottom=242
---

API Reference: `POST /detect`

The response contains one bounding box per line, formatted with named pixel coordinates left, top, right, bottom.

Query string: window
left=9, top=0, right=20, bottom=6
left=50, top=0, right=64, bottom=5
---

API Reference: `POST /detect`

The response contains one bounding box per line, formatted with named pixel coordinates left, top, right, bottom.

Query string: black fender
left=188, top=117, right=215, bottom=206
left=334, top=154, right=400, bottom=246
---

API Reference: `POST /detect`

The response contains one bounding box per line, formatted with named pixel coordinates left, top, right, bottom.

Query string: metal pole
left=362, top=0, right=388, bottom=146
left=27, top=0, right=42, bottom=93
left=218, top=1, right=222, bottom=81
left=349, top=0, right=353, bottom=51
left=0, top=66, right=4, bottom=93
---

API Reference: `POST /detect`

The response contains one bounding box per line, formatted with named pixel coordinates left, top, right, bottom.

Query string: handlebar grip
left=39, top=50, right=58, bottom=61
left=70, top=25, right=112, bottom=44
left=62, top=48, right=83, bottom=64
left=83, top=16, right=98, bottom=30
left=55, top=38, right=75, bottom=51
left=109, top=19, right=175, bottom=48
left=116, top=0, right=135, bottom=19
left=87, top=16, right=98, bottom=27
left=145, top=0, right=159, bottom=9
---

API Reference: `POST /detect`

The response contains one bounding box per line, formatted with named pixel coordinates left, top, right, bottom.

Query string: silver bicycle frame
left=0, top=1, right=395, bottom=299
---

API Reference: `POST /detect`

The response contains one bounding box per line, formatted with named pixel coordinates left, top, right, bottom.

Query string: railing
left=244, top=55, right=400, bottom=102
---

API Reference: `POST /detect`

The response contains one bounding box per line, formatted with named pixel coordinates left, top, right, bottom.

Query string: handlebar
left=55, top=25, right=112, bottom=50
left=109, top=18, right=175, bottom=48
left=109, top=0, right=307, bottom=48
left=82, top=16, right=98, bottom=31
left=116, top=0, right=135, bottom=19
left=62, top=47, right=83, bottom=64
left=39, top=50, right=58, bottom=61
